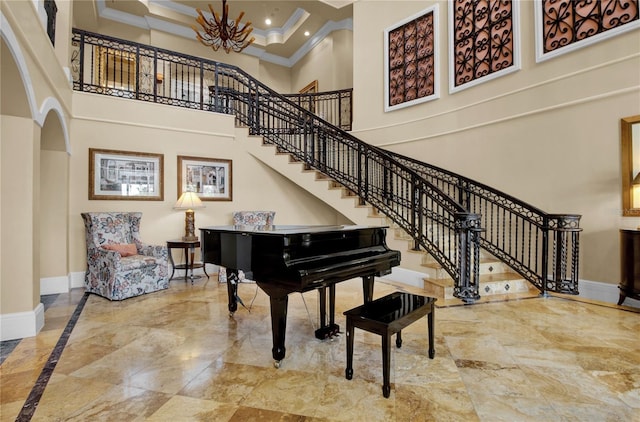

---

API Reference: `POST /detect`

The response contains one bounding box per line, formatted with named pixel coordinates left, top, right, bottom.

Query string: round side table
left=166, top=238, right=209, bottom=283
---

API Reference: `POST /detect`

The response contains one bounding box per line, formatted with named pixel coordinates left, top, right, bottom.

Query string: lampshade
left=174, top=191, right=204, bottom=210
left=633, top=172, right=640, bottom=185
left=174, top=191, right=205, bottom=241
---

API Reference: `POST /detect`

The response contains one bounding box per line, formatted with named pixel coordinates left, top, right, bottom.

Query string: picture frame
left=89, top=148, right=164, bottom=200
left=384, top=4, right=439, bottom=112
left=299, top=80, right=318, bottom=113
left=621, top=115, right=640, bottom=216
left=177, top=155, right=232, bottom=201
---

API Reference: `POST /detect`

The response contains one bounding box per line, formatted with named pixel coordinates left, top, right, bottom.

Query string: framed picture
left=384, top=4, right=439, bottom=112
left=89, top=148, right=164, bottom=200
left=298, top=80, right=318, bottom=113
left=178, top=155, right=232, bottom=201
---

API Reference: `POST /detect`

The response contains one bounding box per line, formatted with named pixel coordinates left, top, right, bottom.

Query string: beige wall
left=1, top=0, right=72, bottom=323
left=68, top=93, right=344, bottom=274
left=2, top=2, right=72, bottom=118
left=149, top=30, right=261, bottom=78
left=352, top=0, right=640, bottom=285
left=291, top=29, right=353, bottom=93
left=332, top=29, right=353, bottom=90
left=5, top=0, right=639, bottom=339
left=39, top=149, right=68, bottom=279
left=1, top=115, right=40, bottom=314
left=1, top=0, right=349, bottom=339
left=258, top=61, right=292, bottom=94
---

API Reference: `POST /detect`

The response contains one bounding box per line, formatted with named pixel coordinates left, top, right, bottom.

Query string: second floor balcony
left=71, top=29, right=353, bottom=131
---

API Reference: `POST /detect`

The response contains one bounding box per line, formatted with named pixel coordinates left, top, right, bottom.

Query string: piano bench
left=343, top=292, right=436, bottom=398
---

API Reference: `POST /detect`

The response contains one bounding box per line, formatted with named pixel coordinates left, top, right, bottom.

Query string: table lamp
left=174, top=191, right=205, bottom=241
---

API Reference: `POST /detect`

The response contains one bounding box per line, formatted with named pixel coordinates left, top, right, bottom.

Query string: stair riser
left=422, top=261, right=513, bottom=280
left=440, top=279, right=534, bottom=300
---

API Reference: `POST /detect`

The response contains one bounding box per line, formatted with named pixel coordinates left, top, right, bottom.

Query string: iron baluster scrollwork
left=453, top=212, right=482, bottom=303
left=542, top=0, right=639, bottom=53
left=452, top=0, right=515, bottom=87
left=382, top=150, right=582, bottom=297
left=547, top=214, right=581, bottom=295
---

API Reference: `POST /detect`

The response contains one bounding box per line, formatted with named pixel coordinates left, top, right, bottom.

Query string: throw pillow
left=103, top=243, right=137, bottom=257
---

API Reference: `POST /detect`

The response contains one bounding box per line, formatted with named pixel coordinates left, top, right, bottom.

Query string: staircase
left=240, top=130, right=539, bottom=304
left=71, top=29, right=582, bottom=304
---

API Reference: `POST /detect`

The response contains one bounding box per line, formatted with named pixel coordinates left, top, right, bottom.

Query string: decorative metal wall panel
left=384, top=5, right=439, bottom=112
left=538, top=0, right=639, bottom=59
left=450, top=0, right=518, bottom=92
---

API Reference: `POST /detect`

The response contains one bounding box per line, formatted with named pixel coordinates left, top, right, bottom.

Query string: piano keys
left=200, top=225, right=401, bottom=367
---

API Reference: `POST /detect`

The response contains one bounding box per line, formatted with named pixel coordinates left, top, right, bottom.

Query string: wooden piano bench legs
left=344, top=292, right=436, bottom=398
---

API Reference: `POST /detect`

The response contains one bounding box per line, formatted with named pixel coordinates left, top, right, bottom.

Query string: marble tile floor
left=1, top=277, right=639, bottom=421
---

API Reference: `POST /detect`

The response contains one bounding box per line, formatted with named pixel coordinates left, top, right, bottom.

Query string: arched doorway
left=1, top=18, right=71, bottom=340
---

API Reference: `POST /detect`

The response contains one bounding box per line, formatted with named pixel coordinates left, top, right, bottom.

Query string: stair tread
left=435, top=289, right=541, bottom=307
left=422, top=257, right=509, bottom=269
left=265, top=139, right=533, bottom=306
left=425, top=272, right=525, bottom=287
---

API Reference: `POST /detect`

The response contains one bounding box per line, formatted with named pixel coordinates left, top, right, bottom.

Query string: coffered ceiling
left=74, top=1, right=354, bottom=67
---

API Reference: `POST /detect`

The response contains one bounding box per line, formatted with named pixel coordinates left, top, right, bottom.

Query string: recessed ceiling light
left=265, top=18, right=272, bottom=25
left=304, top=31, right=310, bottom=36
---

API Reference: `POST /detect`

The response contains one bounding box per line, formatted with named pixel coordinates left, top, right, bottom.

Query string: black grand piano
left=200, top=225, right=401, bottom=367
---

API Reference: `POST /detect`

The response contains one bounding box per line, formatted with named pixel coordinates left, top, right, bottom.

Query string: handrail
left=384, top=151, right=582, bottom=295
left=282, top=89, right=353, bottom=131
left=212, top=65, right=484, bottom=301
left=69, top=29, right=352, bottom=130
left=70, top=28, right=581, bottom=302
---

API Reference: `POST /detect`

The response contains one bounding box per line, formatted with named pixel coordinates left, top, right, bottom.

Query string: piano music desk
left=344, top=292, right=436, bottom=398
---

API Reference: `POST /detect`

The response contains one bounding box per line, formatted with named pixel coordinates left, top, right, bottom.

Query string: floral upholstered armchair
left=81, top=212, right=169, bottom=300
left=218, top=210, right=275, bottom=283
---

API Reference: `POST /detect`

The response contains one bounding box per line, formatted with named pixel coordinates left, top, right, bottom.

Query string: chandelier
left=192, top=1, right=255, bottom=54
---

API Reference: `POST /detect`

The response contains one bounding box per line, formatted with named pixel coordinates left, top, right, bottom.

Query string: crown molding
left=95, top=0, right=352, bottom=68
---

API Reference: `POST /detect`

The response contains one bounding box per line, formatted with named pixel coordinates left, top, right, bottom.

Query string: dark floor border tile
left=15, top=292, right=90, bottom=422
left=0, top=294, right=60, bottom=366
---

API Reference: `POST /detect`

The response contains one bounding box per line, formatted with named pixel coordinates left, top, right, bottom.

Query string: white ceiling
left=77, top=1, right=354, bottom=67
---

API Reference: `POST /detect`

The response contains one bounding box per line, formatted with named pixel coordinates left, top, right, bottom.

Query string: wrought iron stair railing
left=379, top=152, right=582, bottom=295
left=204, top=60, right=485, bottom=302
left=70, top=28, right=582, bottom=302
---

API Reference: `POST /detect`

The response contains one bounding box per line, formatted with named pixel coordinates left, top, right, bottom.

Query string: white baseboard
left=70, top=271, right=85, bottom=289
left=578, top=279, right=639, bottom=308
left=40, top=275, right=70, bottom=295
left=384, top=267, right=427, bottom=288
left=0, top=303, right=44, bottom=341
left=384, top=271, right=640, bottom=309
left=38, top=273, right=84, bottom=295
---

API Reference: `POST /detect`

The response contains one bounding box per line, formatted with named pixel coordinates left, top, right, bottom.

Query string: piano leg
left=314, top=285, right=340, bottom=340
left=362, top=275, right=375, bottom=303
left=226, top=268, right=239, bottom=316
left=269, top=294, right=288, bottom=367
left=329, top=284, right=336, bottom=328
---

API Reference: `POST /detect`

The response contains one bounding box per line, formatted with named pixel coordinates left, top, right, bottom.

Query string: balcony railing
left=70, top=28, right=582, bottom=302
left=70, top=29, right=352, bottom=131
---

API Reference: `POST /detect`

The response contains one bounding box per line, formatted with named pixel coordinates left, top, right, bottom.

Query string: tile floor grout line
left=15, top=292, right=90, bottom=422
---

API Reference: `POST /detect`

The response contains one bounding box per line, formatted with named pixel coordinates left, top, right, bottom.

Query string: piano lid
left=200, top=225, right=389, bottom=235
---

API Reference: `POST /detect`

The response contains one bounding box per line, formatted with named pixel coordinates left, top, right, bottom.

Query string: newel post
left=547, top=214, right=582, bottom=295
left=453, top=212, right=482, bottom=303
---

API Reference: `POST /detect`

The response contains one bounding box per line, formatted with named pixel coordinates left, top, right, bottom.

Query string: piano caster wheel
left=345, top=368, right=353, bottom=380
left=382, top=385, right=391, bottom=399
left=274, top=360, right=281, bottom=369
left=229, top=311, right=235, bottom=317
